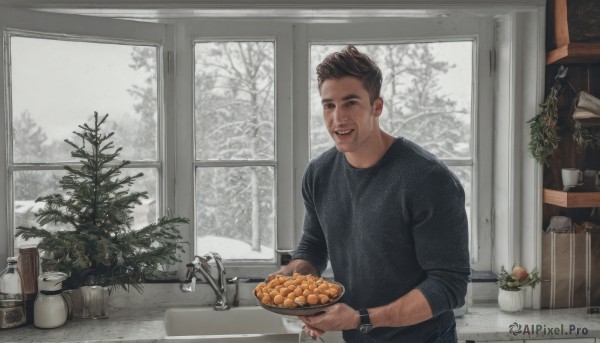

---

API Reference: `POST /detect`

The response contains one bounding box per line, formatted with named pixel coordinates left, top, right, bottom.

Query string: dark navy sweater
left=293, top=137, right=470, bottom=342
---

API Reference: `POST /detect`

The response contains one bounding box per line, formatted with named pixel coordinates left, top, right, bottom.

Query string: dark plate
left=255, top=277, right=345, bottom=316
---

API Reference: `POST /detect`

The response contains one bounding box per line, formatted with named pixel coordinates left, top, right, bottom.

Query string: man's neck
left=345, top=132, right=395, bottom=169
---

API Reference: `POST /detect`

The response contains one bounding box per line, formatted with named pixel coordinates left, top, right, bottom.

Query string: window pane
left=14, top=170, right=66, bottom=249
left=194, top=42, right=275, bottom=161
left=310, top=42, right=472, bottom=160
left=13, top=168, right=158, bottom=249
left=122, top=168, right=159, bottom=230
left=196, top=166, right=275, bottom=261
left=10, top=36, right=158, bottom=163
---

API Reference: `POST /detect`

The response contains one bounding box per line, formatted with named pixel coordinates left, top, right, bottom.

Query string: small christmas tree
left=16, top=112, right=188, bottom=293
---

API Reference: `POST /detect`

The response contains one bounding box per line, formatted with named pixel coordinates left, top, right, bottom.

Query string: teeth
left=337, top=129, right=352, bottom=135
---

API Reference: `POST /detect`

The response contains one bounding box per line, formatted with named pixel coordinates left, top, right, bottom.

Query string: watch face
left=359, top=324, right=373, bottom=333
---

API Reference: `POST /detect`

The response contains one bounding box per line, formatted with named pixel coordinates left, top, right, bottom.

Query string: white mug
left=561, top=168, right=583, bottom=190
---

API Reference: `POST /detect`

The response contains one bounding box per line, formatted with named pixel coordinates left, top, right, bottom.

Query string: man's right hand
left=270, top=258, right=318, bottom=277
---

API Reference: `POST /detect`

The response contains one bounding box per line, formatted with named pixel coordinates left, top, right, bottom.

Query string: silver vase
left=73, top=286, right=109, bottom=319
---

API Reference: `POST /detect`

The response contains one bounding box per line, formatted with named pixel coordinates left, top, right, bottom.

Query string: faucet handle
left=211, top=252, right=225, bottom=274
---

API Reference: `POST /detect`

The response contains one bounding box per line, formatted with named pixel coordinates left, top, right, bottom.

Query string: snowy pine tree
left=16, top=112, right=188, bottom=293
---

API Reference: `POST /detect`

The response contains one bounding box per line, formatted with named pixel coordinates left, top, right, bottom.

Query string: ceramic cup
left=583, top=169, right=600, bottom=189
left=562, top=168, right=583, bottom=191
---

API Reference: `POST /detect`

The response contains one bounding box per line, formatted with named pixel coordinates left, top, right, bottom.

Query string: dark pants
left=433, top=323, right=458, bottom=343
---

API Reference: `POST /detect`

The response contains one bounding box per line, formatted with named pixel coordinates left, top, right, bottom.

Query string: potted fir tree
left=16, top=112, right=189, bottom=318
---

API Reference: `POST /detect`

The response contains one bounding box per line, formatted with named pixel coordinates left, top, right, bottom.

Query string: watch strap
left=358, top=308, right=372, bottom=333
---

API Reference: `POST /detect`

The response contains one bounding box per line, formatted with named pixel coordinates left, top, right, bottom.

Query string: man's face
left=320, top=76, right=383, bottom=154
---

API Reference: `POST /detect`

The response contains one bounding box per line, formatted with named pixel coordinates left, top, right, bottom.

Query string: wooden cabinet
left=541, top=2, right=600, bottom=309
left=547, top=0, right=600, bottom=64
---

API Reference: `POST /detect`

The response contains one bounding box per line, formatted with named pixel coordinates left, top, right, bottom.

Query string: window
left=194, top=41, right=276, bottom=260
left=9, top=34, right=161, bottom=248
left=301, top=19, right=494, bottom=271
left=1, top=7, right=545, bottom=279
left=182, top=19, right=491, bottom=273
left=0, top=11, right=169, bottom=257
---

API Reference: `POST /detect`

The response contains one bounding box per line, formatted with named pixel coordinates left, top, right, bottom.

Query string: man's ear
left=373, top=97, right=384, bottom=117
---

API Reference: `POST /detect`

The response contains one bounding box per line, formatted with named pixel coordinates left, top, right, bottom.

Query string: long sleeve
left=411, top=165, right=471, bottom=317
left=292, top=164, right=329, bottom=274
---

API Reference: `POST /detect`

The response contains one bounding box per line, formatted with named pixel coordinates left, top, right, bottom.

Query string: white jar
left=34, top=272, right=68, bottom=329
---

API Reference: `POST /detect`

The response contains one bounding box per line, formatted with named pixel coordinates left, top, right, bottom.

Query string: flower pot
left=498, top=288, right=524, bottom=312
left=70, top=286, right=109, bottom=319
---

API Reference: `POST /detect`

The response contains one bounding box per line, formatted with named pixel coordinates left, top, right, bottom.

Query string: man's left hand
left=298, top=303, right=360, bottom=337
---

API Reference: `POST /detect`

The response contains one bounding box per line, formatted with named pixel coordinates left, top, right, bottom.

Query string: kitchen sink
left=163, top=306, right=298, bottom=342
left=163, top=306, right=343, bottom=342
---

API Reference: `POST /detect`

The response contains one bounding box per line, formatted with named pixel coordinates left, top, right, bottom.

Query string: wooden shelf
left=547, top=43, right=600, bottom=65
left=543, top=188, right=600, bottom=208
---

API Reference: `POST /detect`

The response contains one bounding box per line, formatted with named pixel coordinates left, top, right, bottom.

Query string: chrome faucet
left=181, top=252, right=230, bottom=310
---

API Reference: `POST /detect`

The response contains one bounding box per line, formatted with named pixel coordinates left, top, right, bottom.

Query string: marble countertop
left=0, top=303, right=598, bottom=342
left=457, top=304, right=600, bottom=341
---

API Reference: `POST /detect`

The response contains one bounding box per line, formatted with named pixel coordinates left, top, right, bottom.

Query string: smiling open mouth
left=335, top=129, right=353, bottom=135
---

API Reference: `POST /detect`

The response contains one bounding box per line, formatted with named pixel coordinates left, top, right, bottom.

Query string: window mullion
left=440, top=159, right=474, bottom=167
left=194, top=160, right=276, bottom=168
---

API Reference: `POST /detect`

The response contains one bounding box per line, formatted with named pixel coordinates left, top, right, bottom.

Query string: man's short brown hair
left=316, top=45, right=383, bottom=103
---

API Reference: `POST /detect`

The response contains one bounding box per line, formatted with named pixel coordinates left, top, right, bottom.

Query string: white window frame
left=0, top=4, right=546, bottom=301
left=173, top=20, right=295, bottom=277
left=296, top=18, right=495, bottom=273
left=175, top=17, right=494, bottom=277
left=0, top=8, right=176, bottom=261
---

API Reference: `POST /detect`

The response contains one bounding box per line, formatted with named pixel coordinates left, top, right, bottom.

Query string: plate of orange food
left=254, top=273, right=345, bottom=316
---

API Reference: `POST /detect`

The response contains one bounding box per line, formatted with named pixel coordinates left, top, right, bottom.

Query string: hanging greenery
left=527, top=67, right=564, bottom=166
left=528, top=66, right=600, bottom=165
left=573, top=120, right=600, bottom=149
left=16, top=112, right=189, bottom=293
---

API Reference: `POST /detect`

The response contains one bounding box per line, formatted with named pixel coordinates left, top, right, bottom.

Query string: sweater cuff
left=416, top=278, right=453, bottom=317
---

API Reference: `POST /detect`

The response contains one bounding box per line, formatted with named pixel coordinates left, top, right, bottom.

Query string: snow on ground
left=196, top=235, right=274, bottom=260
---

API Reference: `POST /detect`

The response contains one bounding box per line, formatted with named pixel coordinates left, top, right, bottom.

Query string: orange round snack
left=283, top=298, right=295, bottom=308
left=306, top=294, right=319, bottom=305
left=273, top=294, right=285, bottom=305
left=318, top=294, right=329, bottom=305
left=254, top=274, right=342, bottom=309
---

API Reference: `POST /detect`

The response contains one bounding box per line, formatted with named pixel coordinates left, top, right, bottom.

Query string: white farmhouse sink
left=163, top=306, right=344, bottom=342
left=163, top=306, right=300, bottom=342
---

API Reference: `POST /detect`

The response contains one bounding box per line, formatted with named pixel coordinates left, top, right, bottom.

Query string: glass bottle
left=0, top=257, right=24, bottom=308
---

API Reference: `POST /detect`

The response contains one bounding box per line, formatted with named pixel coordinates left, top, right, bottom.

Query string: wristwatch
left=357, top=308, right=373, bottom=333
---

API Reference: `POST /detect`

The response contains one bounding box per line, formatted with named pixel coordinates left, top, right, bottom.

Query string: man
left=277, top=45, right=470, bottom=342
